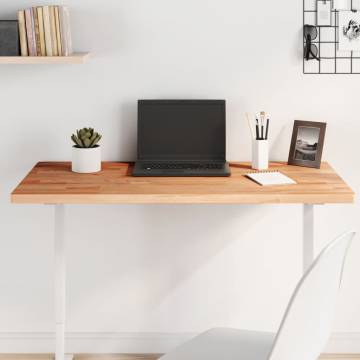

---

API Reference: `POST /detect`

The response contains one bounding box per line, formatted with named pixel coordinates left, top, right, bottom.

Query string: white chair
left=160, top=232, right=356, bottom=360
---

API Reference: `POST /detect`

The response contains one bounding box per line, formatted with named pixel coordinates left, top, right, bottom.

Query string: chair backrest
left=268, top=232, right=355, bottom=360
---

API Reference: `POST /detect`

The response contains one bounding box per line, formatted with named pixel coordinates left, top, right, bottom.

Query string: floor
left=0, top=355, right=359, bottom=360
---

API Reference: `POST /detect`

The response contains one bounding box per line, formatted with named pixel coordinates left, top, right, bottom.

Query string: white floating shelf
left=0, top=52, right=90, bottom=64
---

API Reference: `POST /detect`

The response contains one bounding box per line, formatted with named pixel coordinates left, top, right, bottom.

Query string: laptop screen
left=138, top=100, right=226, bottom=161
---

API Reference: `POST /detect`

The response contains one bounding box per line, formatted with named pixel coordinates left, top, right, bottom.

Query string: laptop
left=133, top=100, right=231, bottom=177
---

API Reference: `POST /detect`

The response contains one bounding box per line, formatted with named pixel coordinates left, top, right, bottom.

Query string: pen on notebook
left=265, top=118, right=270, bottom=140
left=246, top=112, right=255, bottom=139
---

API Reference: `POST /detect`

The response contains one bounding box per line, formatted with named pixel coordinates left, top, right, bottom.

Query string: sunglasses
left=304, top=25, right=320, bottom=61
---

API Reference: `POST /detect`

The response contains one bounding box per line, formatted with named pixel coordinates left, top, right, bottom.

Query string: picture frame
left=288, top=120, right=327, bottom=169
left=338, top=11, right=360, bottom=52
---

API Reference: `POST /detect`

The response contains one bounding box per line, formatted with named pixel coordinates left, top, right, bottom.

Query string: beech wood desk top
left=11, top=162, right=354, bottom=205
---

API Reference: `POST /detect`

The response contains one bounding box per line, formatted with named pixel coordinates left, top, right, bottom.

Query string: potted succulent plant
left=71, top=128, right=102, bottom=173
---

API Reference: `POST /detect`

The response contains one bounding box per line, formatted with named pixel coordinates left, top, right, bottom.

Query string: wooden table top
left=11, top=162, right=355, bottom=205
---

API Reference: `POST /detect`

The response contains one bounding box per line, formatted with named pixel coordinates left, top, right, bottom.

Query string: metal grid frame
left=303, top=0, right=360, bottom=74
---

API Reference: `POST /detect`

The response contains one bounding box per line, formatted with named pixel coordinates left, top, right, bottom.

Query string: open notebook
left=245, top=171, right=296, bottom=186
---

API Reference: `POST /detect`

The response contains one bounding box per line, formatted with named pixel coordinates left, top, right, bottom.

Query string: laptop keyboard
left=143, top=163, right=224, bottom=170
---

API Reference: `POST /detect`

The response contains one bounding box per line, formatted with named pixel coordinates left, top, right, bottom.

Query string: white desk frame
left=52, top=203, right=317, bottom=360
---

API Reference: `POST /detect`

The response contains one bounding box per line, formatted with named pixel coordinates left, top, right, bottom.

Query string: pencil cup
left=252, top=140, right=269, bottom=170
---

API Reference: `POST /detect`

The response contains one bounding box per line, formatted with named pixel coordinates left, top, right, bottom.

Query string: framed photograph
left=288, top=120, right=327, bottom=169
left=338, top=11, right=360, bottom=52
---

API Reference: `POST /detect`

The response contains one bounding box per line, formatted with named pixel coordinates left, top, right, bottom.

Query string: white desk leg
left=54, top=205, right=73, bottom=360
left=303, top=204, right=315, bottom=274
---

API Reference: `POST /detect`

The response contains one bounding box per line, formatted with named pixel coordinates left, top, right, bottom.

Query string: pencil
left=256, top=118, right=260, bottom=140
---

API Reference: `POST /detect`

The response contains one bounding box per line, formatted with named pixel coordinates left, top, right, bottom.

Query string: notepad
left=245, top=171, right=296, bottom=186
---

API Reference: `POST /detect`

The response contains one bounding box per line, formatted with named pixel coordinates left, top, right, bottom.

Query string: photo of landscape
left=294, top=126, right=320, bottom=161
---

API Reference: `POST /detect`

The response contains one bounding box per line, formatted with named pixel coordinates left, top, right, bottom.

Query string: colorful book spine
left=18, top=10, right=28, bottom=56
left=24, top=8, right=36, bottom=56
left=59, top=6, right=73, bottom=56
left=43, top=6, right=53, bottom=56
left=37, top=7, right=46, bottom=56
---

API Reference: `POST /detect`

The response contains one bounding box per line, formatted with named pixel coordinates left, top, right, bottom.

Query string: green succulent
left=71, top=128, right=102, bottom=148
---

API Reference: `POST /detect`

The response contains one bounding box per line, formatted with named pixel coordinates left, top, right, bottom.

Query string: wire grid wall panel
left=303, top=0, right=360, bottom=74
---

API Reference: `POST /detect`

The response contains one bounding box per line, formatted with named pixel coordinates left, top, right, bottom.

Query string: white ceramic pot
left=72, top=146, right=101, bottom=173
left=252, top=139, right=269, bottom=170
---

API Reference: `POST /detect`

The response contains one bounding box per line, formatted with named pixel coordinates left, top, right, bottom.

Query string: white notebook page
left=246, top=171, right=296, bottom=186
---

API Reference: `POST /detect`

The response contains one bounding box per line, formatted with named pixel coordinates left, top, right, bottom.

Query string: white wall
left=1, top=0, right=360, bottom=354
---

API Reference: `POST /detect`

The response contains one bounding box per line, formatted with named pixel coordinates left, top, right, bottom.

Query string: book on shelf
left=43, top=6, right=53, bottom=56
left=50, top=6, right=58, bottom=56
left=37, top=7, right=46, bottom=56
left=17, top=5, right=73, bottom=57
left=33, top=7, right=42, bottom=55
left=59, top=6, right=73, bottom=56
left=24, top=8, right=36, bottom=56
left=55, top=6, right=62, bottom=56
left=18, top=11, right=28, bottom=56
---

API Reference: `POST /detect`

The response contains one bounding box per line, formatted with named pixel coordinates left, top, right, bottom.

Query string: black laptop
left=133, top=100, right=231, bottom=177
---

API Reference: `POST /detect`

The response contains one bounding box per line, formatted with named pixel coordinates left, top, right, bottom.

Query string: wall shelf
left=0, top=52, right=90, bottom=64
